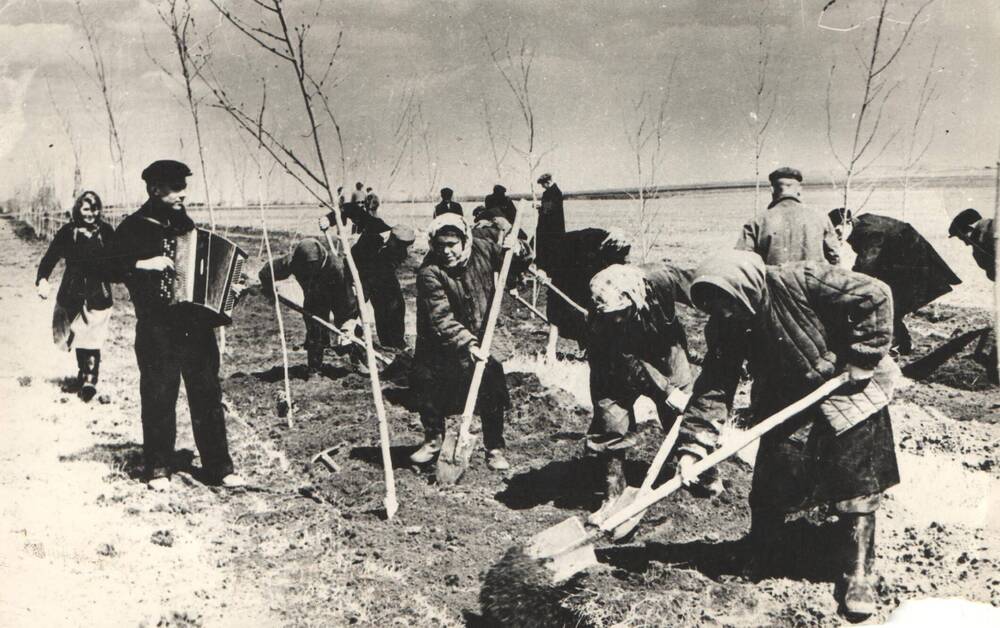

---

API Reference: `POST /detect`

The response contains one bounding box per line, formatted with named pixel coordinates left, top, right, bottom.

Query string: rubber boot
left=306, top=349, right=324, bottom=379
left=73, top=349, right=87, bottom=391
left=742, top=507, right=785, bottom=581
left=411, top=414, right=444, bottom=464
left=79, top=349, right=99, bottom=402
left=840, top=513, right=878, bottom=620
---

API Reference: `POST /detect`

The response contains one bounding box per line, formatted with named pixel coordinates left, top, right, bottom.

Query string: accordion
left=160, top=228, right=248, bottom=327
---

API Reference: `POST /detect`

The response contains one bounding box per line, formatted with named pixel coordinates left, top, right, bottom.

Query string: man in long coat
left=737, top=167, right=840, bottom=265
left=675, top=250, right=899, bottom=620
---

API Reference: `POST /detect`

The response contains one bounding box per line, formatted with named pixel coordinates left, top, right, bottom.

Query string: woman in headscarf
left=408, top=213, right=531, bottom=471
left=675, top=250, right=899, bottom=620
left=584, top=262, right=699, bottom=518
left=35, top=191, right=115, bottom=401
left=830, top=208, right=961, bottom=354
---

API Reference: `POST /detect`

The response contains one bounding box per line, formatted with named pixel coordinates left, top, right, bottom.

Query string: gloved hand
left=677, top=454, right=701, bottom=486
left=36, top=278, right=50, bottom=300
left=468, top=342, right=489, bottom=363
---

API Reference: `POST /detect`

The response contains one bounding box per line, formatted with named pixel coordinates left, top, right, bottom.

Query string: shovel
left=522, top=373, right=851, bottom=583
left=275, top=294, right=391, bottom=365
left=437, top=203, right=527, bottom=485
left=587, top=407, right=686, bottom=541
left=529, top=267, right=589, bottom=317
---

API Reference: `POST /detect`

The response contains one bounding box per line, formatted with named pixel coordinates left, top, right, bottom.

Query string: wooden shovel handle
left=276, top=294, right=391, bottom=365
left=639, top=413, right=685, bottom=493
left=530, top=268, right=589, bottom=317
left=452, top=203, right=528, bottom=447
left=598, top=373, right=851, bottom=534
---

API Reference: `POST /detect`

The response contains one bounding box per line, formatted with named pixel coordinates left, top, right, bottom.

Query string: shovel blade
left=435, top=429, right=476, bottom=485
left=526, top=516, right=599, bottom=582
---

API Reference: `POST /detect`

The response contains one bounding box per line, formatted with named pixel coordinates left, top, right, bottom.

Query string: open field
left=2, top=178, right=999, bottom=626
left=192, top=183, right=996, bottom=310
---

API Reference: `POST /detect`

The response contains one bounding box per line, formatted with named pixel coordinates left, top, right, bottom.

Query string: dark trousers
left=135, top=318, right=234, bottom=480
left=303, top=290, right=334, bottom=367
left=368, top=277, right=406, bottom=349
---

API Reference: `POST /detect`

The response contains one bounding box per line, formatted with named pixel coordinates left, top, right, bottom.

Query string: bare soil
left=2, top=219, right=997, bottom=627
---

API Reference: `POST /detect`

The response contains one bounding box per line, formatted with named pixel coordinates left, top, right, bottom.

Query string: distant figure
left=830, top=209, right=961, bottom=354
left=258, top=237, right=359, bottom=375
left=736, top=167, right=840, bottom=265
left=365, top=186, right=380, bottom=217
left=434, top=187, right=463, bottom=217
left=535, top=173, right=565, bottom=270
left=35, top=190, right=115, bottom=402
left=484, top=184, right=517, bottom=223
left=471, top=205, right=512, bottom=244
left=949, top=208, right=995, bottom=281
left=350, top=181, right=366, bottom=206
left=336, top=186, right=346, bottom=209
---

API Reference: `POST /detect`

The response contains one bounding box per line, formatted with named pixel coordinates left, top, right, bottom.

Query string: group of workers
left=33, top=158, right=995, bottom=621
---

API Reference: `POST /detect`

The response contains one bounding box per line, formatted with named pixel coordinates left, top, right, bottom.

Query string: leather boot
left=306, top=349, right=324, bottom=379
left=73, top=349, right=87, bottom=391
left=742, top=507, right=785, bottom=581
left=840, top=513, right=878, bottom=620
left=410, top=435, right=443, bottom=464
left=79, top=350, right=100, bottom=402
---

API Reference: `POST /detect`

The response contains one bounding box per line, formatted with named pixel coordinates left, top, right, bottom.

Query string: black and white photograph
left=0, top=0, right=997, bottom=625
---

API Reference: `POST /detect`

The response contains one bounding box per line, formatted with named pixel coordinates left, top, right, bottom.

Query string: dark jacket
left=409, top=237, right=528, bottom=415
left=258, top=238, right=358, bottom=326
left=544, top=228, right=631, bottom=342
left=37, top=220, right=115, bottom=313
left=484, top=191, right=517, bottom=223
left=848, top=213, right=961, bottom=316
left=736, top=196, right=840, bottom=265
left=535, top=184, right=565, bottom=270
left=968, top=218, right=996, bottom=281
left=681, top=257, right=898, bottom=511
left=106, top=198, right=197, bottom=322
left=434, top=200, right=464, bottom=217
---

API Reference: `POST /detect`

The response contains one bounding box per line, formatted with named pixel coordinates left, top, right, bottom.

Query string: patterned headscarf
left=589, top=264, right=649, bottom=313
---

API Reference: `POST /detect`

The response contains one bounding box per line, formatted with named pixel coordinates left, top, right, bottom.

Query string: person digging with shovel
left=674, top=250, right=900, bottom=621
left=583, top=262, right=703, bottom=524
left=258, top=237, right=361, bottom=377
left=408, top=213, right=532, bottom=471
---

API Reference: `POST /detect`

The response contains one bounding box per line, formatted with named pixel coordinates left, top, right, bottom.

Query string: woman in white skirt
left=36, top=191, right=115, bottom=401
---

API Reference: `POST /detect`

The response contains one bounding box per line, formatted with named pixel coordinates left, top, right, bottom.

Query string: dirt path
left=0, top=219, right=444, bottom=627
left=2, top=216, right=998, bottom=627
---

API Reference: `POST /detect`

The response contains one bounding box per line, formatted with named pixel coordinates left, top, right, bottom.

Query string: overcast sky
left=0, top=0, right=997, bottom=205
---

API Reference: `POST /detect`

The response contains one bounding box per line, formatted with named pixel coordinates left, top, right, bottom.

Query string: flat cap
left=949, top=208, right=982, bottom=238
left=768, top=167, right=802, bottom=184
left=141, top=160, right=192, bottom=183
left=536, top=173, right=552, bottom=185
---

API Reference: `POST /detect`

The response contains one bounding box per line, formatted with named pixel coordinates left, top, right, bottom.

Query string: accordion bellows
left=161, top=228, right=247, bottom=327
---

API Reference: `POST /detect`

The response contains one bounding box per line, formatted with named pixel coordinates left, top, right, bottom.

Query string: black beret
left=141, top=160, right=192, bottom=183
left=768, top=167, right=802, bottom=183
left=949, top=208, right=982, bottom=238
left=536, top=173, right=552, bottom=185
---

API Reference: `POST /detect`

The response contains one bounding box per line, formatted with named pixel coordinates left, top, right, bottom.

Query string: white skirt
left=57, top=305, right=112, bottom=350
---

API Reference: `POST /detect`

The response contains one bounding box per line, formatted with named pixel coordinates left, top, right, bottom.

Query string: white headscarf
left=589, top=264, right=649, bottom=313
left=427, top=213, right=473, bottom=267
